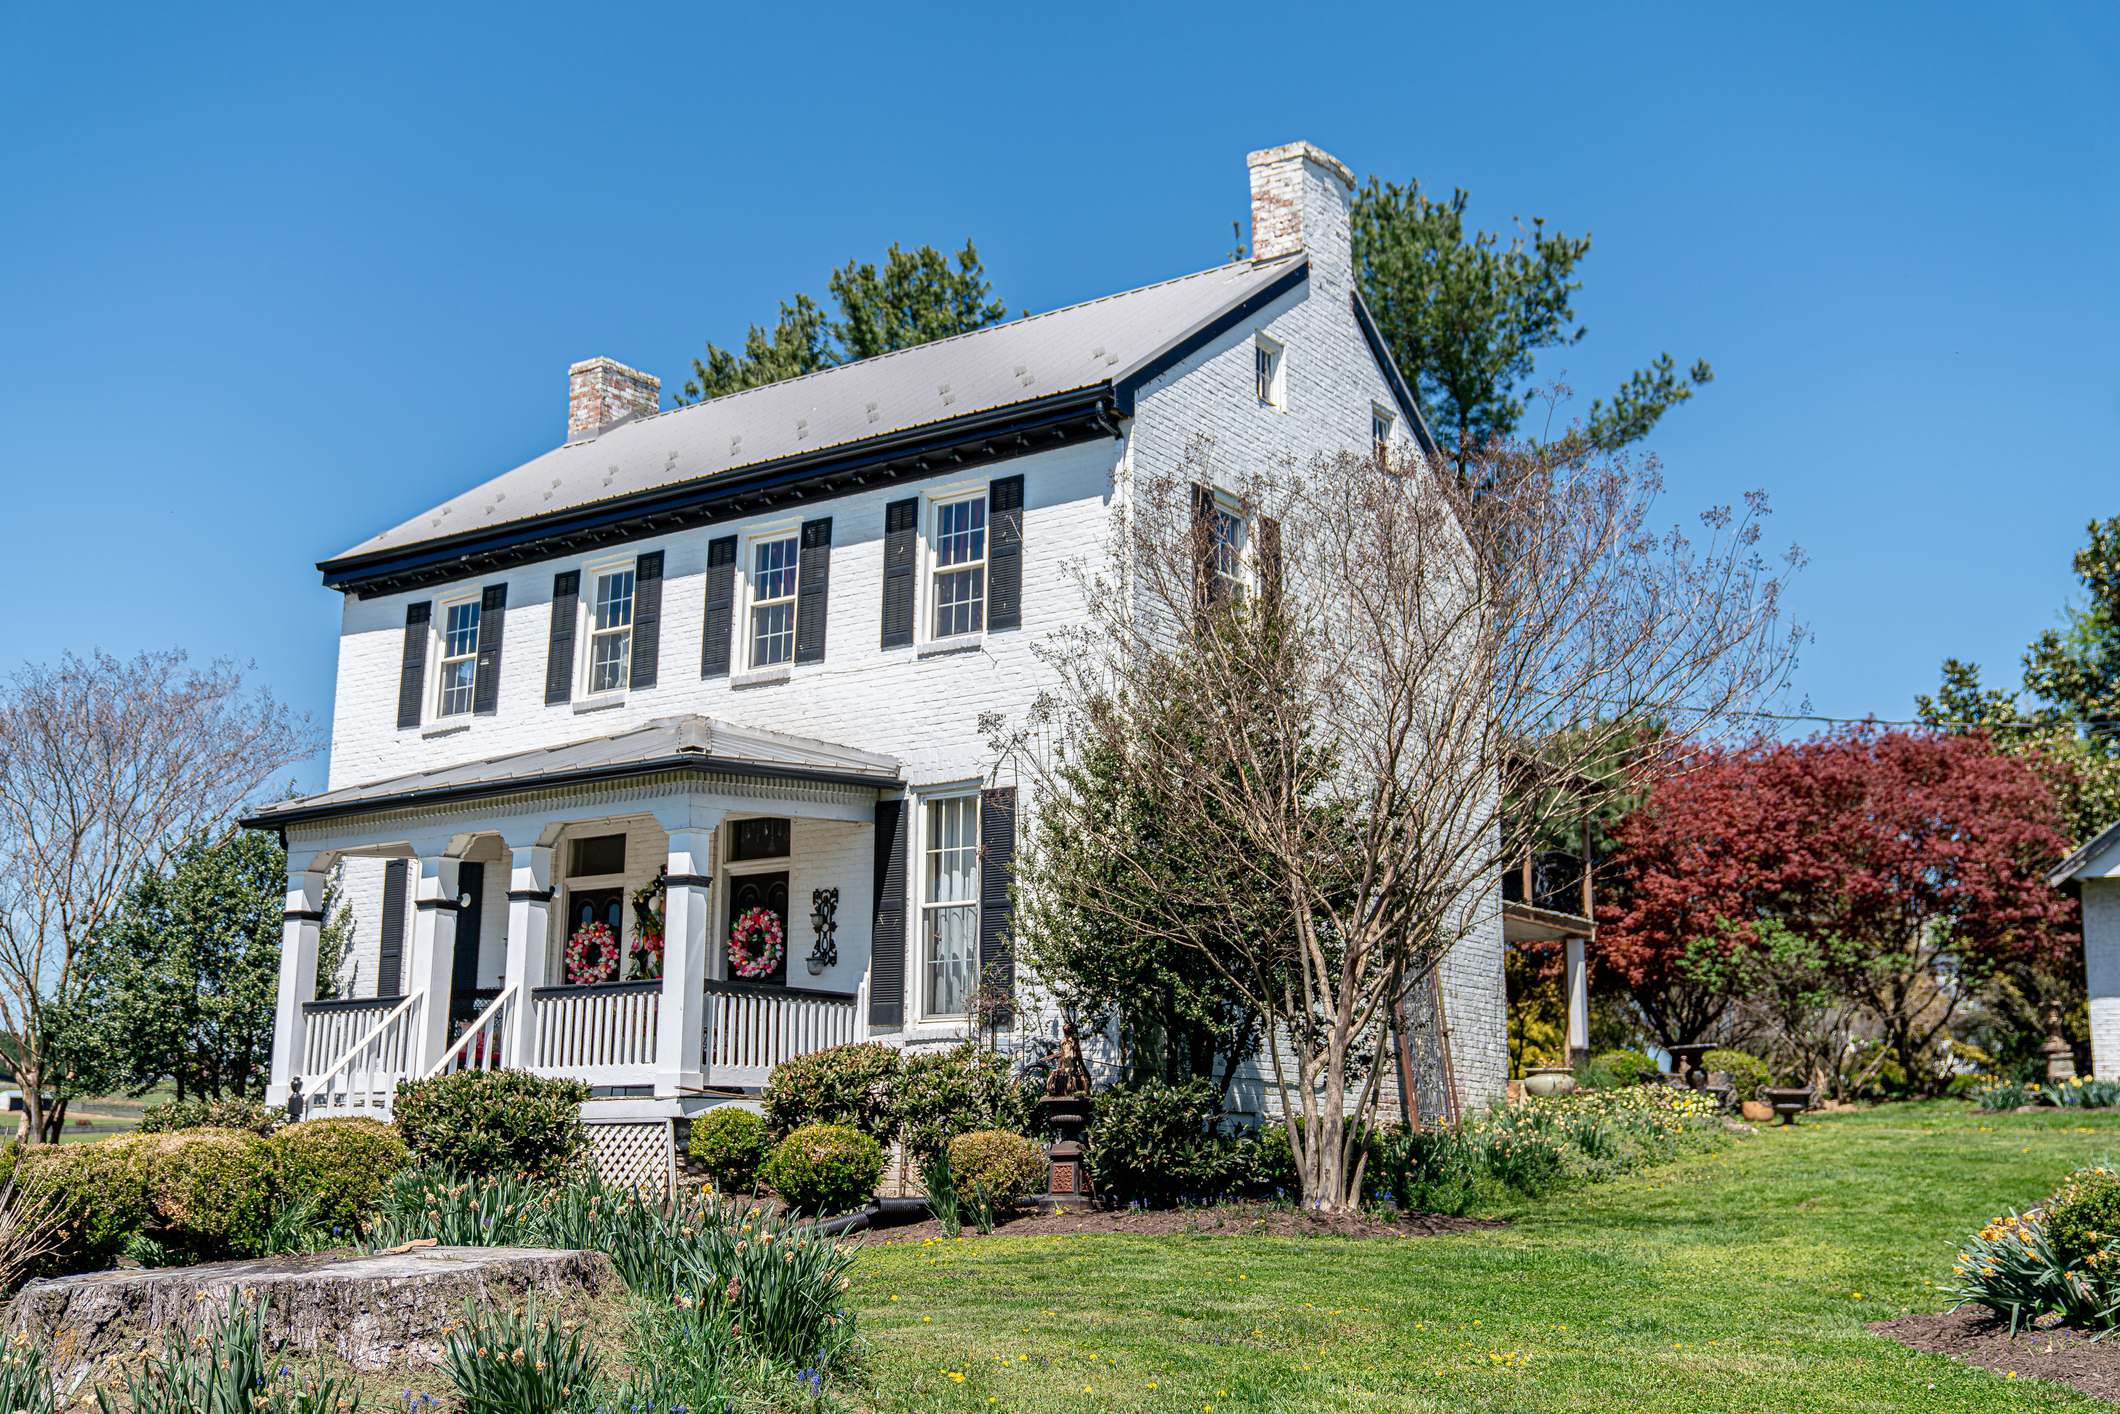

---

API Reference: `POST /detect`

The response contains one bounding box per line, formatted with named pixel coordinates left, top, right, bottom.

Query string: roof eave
left=1113, top=258, right=1311, bottom=415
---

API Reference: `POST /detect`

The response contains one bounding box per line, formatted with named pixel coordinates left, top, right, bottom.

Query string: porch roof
left=242, top=715, right=901, bottom=829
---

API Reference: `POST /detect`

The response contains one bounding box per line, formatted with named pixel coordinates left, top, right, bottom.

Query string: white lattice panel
left=586, top=1119, right=672, bottom=1195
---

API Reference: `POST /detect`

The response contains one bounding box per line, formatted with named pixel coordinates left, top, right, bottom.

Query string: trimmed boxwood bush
left=138, top=1095, right=285, bottom=1136
left=946, top=1129, right=1046, bottom=1209
left=1704, top=1048, right=1771, bottom=1099
left=2048, top=1165, right=2120, bottom=1266
left=1591, top=1050, right=1662, bottom=1085
left=392, top=1069, right=588, bottom=1178
left=689, top=1106, right=772, bottom=1194
left=137, top=1129, right=278, bottom=1256
left=761, top=1042, right=902, bottom=1142
left=271, top=1117, right=408, bottom=1237
left=13, top=1135, right=153, bottom=1273
left=896, top=1043, right=1028, bottom=1159
left=763, top=1123, right=883, bottom=1215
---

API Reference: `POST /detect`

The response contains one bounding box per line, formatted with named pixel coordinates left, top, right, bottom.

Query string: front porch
left=246, top=715, right=902, bottom=1129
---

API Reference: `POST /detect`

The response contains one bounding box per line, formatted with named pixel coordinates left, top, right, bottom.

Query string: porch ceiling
left=1502, top=899, right=1593, bottom=944
left=241, top=715, right=900, bottom=830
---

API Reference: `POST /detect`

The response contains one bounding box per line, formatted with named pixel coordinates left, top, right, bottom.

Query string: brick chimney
left=1247, top=141, right=1356, bottom=288
left=567, top=357, right=661, bottom=442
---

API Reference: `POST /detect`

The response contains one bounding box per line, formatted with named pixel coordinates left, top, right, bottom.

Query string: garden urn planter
left=1665, top=1043, right=1716, bottom=1091
left=1739, top=1099, right=1772, bottom=1122
left=1032, top=1094, right=1095, bottom=1211
left=1522, top=1067, right=1578, bottom=1098
left=1762, top=1086, right=1813, bottom=1126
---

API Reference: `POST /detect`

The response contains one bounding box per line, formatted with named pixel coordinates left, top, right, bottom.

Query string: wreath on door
left=629, top=869, right=667, bottom=979
left=728, top=906, right=785, bottom=980
left=564, top=920, right=618, bottom=985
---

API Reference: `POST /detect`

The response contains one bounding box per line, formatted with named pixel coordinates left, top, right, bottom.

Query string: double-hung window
left=750, top=535, right=799, bottom=667
left=932, top=495, right=987, bottom=638
left=1254, top=333, right=1283, bottom=408
left=1373, top=405, right=1395, bottom=463
left=922, top=796, right=979, bottom=1017
left=436, top=599, right=480, bottom=716
left=587, top=569, right=634, bottom=694
left=1210, top=498, right=1246, bottom=601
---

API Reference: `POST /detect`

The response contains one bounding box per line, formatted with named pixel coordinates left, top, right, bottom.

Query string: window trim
left=576, top=553, right=637, bottom=699
left=926, top=487, right=990, bottom=643
left=431, top=590, right=483, bottom=719
left=1372, top=403, right=1397, bottom=463
left=1210, top=490, right=1250, bottom=600
left=1254, top=332, right=1285, bottom=410
left=742, top=521, right=804, bottom=670
left=918, top=792, right=981, bottom=1020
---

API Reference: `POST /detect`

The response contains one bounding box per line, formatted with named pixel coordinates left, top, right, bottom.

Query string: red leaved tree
left=1595, top=725, right=2075, bottom=1092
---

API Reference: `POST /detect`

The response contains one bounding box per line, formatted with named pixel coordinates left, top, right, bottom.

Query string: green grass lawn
left=847, top=1103, right=2120, bottom=1412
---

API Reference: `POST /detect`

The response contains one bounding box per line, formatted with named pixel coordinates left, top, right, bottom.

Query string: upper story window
left=932, top=495, right=987, bottom=638
left=436, top=599, right=480, bottom=716
left=1211, top=498, right=1246, bottom=601
left=750, top=534, right=799, bottom=667
left=1373, top=405, right=1396, bottom=463
left=1254, top=333, right=1284, bottom=409
left=922, top=795, right=979, bottom=1017
left=587, top=569, right=634, bottom=694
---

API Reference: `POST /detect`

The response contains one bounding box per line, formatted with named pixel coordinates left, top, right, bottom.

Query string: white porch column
left=405, top=850, right=463, bottom=1077
left=503, top=842, right=555, bottom=1070
left=266, top=855, right=331, bottom=1108
left=654, top=802, right=725, bottom=1098
left=1564, top=935, right=1589, bottom=1066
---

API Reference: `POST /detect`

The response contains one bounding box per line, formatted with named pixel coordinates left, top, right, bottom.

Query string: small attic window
left=1373, top=405, right=1396, bottom=463
left=1254, top=334, right=1284, bottom=409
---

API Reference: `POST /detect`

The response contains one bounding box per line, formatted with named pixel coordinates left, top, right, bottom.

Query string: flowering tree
left=1595, top=726, right=2076, bottom=1092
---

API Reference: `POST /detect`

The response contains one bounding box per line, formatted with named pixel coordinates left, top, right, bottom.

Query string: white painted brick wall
left=2086, top=879, right=2120, bottom=1079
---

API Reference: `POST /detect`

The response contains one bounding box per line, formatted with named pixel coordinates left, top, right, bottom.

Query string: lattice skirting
left=585, top=1119, right=675, bottom=1195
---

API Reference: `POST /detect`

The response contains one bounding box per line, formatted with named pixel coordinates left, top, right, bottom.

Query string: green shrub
left=760, top=1042, right=902, bottom=1142
left=392, top=1068, right=588, bottom=1177
left=947, top=1129, right=1046, bottom=1210
left=1084, top=1078, right=1228, bottom=1207
left=270, top=1117, right=407, bottom=1239
left=138, top=1095, right=285, bottom=1136
left=895, top=1043, right=1028, bottom=1158
left=1592, top=1050, right=1662, bottom=1085
left=1704, top=1049, right=1770, bottom=1099
left=689, top=1106, right=772, bottom=1195
left=138, top=1129, right=279, bottom=1257
left=762, top=1123, right=883, bottom=1215
left=14, top=1135, right=152, bottom=1273
left=2048, top=1164, right=2120, bottom=1267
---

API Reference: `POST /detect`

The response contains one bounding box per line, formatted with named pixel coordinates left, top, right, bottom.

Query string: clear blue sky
left=4, top=4, right=2114, bottom=790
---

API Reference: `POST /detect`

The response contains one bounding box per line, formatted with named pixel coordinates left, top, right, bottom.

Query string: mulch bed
left=1873, top=1308, right=2120, bottom=1402
left=862, top=1202, right=1505, bottom=1245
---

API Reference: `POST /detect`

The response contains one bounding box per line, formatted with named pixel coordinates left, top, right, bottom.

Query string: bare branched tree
left=993, top=433, right=1802, bottom=1211
left=0, top=650, right=317, bottom=1143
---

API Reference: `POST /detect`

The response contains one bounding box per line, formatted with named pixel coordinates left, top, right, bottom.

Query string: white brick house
left=248, top=141, right=1510, bottom=1173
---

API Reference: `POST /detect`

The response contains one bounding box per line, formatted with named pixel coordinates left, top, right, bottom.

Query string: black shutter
left=794, top=517, right=832, bottom=664
left=987, top=475, right=1024, bottom=631
left=629, top=551, right=664, bottom=690
left=471, top=584, right=507, bottom=716
left=378, top=859, right=408, bottom=997
left=979, top=787, right=1016, bottom=1020
left=451, top=861, right=485, bottom=992
left=396, top=602, right=430, bottom=730
left=1190, top=482, right=1217, bottom=625
left=702, top=536, right=737, bottom=677
left=870, top=795, right=906, bottom=1027
left=1257, top=515, right=1283, bottom=610
left=545, top=572, right=578, bottom=705
left=880, top=499, right=917, bottom=648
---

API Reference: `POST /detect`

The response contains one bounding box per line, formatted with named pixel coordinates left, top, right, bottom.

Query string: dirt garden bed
left=1873, top=1307, right=2120, bottom=1403
left=864, top=1201, right=1505, bottom=1244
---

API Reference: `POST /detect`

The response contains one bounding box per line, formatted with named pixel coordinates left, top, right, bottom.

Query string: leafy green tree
left=675, top=241, right=1006, bottom=404
left=1350, top=179, right=1712, bottom=472
left=58, top=828, right=286, bottom=1101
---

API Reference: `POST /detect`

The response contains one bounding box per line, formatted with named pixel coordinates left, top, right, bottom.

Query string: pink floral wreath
left=565, top=920, right=619, bottom=985
left=728, top=907, right=784, bottom=980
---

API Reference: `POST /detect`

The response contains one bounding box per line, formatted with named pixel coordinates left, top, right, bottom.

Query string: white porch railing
left=298, top=992, right=421, bottom=1118
left=302, top=996, right=397, bottom=1079
left=705, top=978, right=861, bottom=1088
left=532, top=980, right=660, bottom=1086
left=430, top=985, right=517, bottom=1078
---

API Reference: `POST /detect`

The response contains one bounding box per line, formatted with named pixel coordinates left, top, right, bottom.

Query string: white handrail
left=429, top=985, right=517, bottom=1077
left=300, top=991, right=421, bottom=1118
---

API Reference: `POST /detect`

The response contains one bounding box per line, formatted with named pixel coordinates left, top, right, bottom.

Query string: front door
left=727, top=871, right=789, bottom=985
left=448, top=861, right=495, bottom=1032
left=562, top=887, right=625, bottom=984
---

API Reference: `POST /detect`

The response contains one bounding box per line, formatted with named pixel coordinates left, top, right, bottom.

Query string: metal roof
left=2050, top=817, right=2120, bottom=886
left=242, top=715, right=902, bottom=829
left=329, top=255, right=1308, bottom=567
